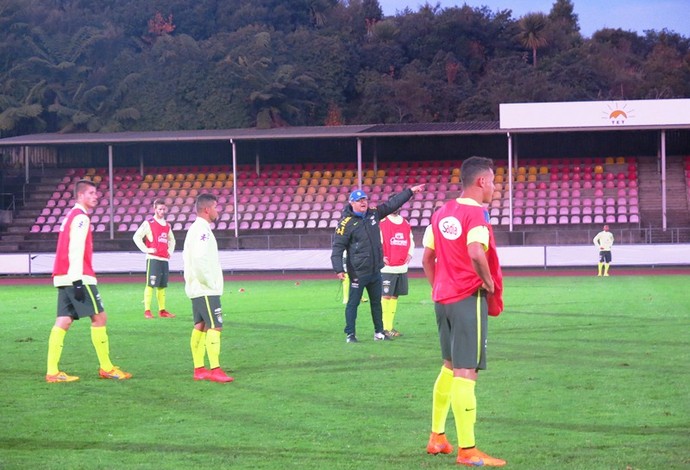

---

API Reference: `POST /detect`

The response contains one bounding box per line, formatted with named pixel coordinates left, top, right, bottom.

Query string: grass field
left=1, top=273, right=689, bottom=469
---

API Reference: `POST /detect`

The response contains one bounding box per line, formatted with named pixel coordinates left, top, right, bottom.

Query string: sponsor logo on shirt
left=439, top=216, right=462, bottom=241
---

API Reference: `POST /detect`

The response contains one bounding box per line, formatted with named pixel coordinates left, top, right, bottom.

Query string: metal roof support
left=231, top=139, right=238, bottom=239
left=24, top=146, right=29, bottom=184
left=108, top=145, right=114, bottom=240
left=660, top=130, right=667, bottom=231
left=356, top=138, right=363, bottom=188
left=507, top=133, right=513, bottom=232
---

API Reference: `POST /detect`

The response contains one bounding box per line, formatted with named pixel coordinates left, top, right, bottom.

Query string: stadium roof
left=0, top=122, right=503, bottom=147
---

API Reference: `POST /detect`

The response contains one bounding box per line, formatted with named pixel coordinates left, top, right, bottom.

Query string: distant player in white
left=593, top=225, right=614, bottom=276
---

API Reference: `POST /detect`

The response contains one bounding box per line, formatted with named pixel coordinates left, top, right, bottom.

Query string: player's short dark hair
left=74, top=179, right=96, bottom=198
left=460, top=156, right=494, bottom=187
left=195, top=193, right=217, bottom=212
left=153, top=198, right=166, bottom=207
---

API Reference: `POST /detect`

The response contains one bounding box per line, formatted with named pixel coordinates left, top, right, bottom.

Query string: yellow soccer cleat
left=99, top=366, right=132, bottom=380
left=46, top=371, right=80, bottom=383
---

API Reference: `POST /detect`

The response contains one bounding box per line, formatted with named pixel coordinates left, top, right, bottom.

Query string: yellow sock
left=205, top=329, right=222, bottom=369
left=597, top=262, right=603, bottom=275
left=47, top=326, right=67, bottom=375
left=450, top=377, right=477, bottom=449
left=431, top=366, right=454, bottom=434
left=342, top=274, right=349, bottom=304
left=156, top=288, right=166, bottom=311
left=144, top=285, right=153, bottom=310
left=382, top=298, right=392, bottom=330
left=91, top=326, right=114, bottom=371
left=389, top=298, right=398, bottom=330
left=190, top=329, right=207, bottom=368
left=604, top=263, right=610, bottom=275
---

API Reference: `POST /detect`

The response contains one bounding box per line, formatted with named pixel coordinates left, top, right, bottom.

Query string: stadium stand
left=24, top=158, right=642, bottom=234
left=3, top=155, right=690, bottom=252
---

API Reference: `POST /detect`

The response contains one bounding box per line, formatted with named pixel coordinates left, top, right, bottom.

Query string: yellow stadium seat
left=206, top=173, right=217, bottom=181
left=165, top=174, right=174, bottom=182
left=452, top=168, right=460, bottom=176
left=363, top=177, right=373, bottom=185
left=495, top=167, right=505, bottom=176
left=376, top=169, right=385, bottom=177
left=615, top=156, right=625, bottom=165
left=365, top=169, right=374, bottom=178
left=192, top=181, right=201, bottom=189
left=299, top=178, right=309, bottom=186
left=302, top=171, right=311, bottom=179
left=494, top=174, right=504, bottom=184
left=594, top=165, right=604, bottom=174
left=216, top=173, right=227, bottom=181
left=312, top=170, right=322, bottom=179
left=605, top=157, right=614, bottom=165
left=144, top=174, right=153, bottom=183
left=344, top=170, right=354, bottom=178
left=323, top=170, right=332, bottom=178
left=450, top=175, right=460, bottom=184
left=140, top=182, right=150, bottom=190
left=539, top=166, right=548, bottom=174
left=517, top=166, right=526, bottom=175
left=527, top=174, right=537, bottom=182
left=528, top=166, right=537, bottom=175
left=161, top=181, right=171, bottom=189
left=333, top=170, right=343, bottom=179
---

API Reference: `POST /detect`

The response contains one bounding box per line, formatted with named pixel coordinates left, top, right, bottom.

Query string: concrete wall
left=2, top=244, right=689, bottom=275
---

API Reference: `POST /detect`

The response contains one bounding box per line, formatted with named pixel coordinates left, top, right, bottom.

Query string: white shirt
left=183, top=217, right=223, bottom=298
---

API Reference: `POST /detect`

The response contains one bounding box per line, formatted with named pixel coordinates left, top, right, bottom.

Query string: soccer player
left=379, top=206, right=414, bottom=337
left=133, top=199, right=177, bottom=319
left=593, top=224, right=614, bottom=276
left=46, top=179, right=132, bottom=383
left=183, top=193, right=233, bottom=383
left=422, top=156, right=505, bottom=467
left=331, top=185, right=424, bottom=343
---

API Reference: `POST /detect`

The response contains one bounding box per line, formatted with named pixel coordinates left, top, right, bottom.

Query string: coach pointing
left=331, top=184, right=425, bottom=343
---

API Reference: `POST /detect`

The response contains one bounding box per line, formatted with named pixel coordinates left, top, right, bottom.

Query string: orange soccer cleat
left=46, top=371, right=79, bottom=383
left=426, top=432, right=453, bottom=455
left=208, top=367, right=234, bottom=383
left=456, top=447, right=506, bottom=467
left=159, top=310, right=176, bottom=318
left=99, top=366, right=132, bottom=380
left=193, top=367, right=211, bottom=381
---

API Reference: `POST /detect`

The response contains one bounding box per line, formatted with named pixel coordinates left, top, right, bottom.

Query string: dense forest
left=1, top=0, right=689, bottom=137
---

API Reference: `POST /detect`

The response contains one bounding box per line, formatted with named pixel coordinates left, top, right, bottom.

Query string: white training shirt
left=183, top=217, right=223, bottom=299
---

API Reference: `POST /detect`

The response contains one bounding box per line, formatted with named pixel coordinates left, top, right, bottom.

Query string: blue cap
left=349, top=189, right=368, bottom=202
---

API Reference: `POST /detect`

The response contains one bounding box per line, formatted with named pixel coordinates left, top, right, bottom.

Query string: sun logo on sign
left=602, top=102, right=635, bottom=125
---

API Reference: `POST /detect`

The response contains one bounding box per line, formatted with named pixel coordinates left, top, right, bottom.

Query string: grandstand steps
left=637, top=156, right=689, bottom=228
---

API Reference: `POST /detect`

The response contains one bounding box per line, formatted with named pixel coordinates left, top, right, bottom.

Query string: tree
left=518, top=12, right=549, bottom=67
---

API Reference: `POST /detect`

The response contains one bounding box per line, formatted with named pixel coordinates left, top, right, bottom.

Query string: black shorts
left=191, top=296, right=223, bottom=329
left=381, top=272, right=409, bottom=297
left=146, top=259, right=170, bottom=288
left=57, top=284, right=104, bottom=319
left=435, top=291, right=488, bottom=370
left=599, top=250, right=612, bottom=263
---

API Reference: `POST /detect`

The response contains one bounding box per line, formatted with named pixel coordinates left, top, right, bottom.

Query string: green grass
left=1, top=274, right=689, bottom=469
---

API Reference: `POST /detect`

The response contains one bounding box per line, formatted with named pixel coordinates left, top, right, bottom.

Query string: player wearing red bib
left=46, top=179, right=132, bottom=383
left=422, top=157, right=505, bottom=467
left=133, top=199, right=177, bottom=319
left=379, top=207, right=414, bottom=336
